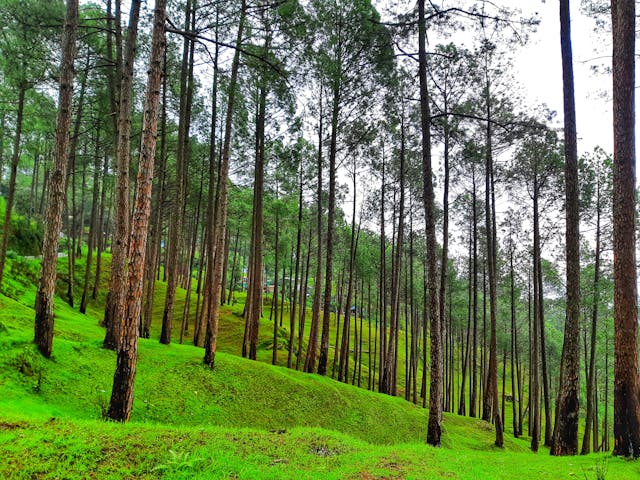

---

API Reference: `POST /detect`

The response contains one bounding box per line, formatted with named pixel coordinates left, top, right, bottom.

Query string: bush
left=0, top=197, right=44, bottom=256
left=10, top=215, right=43, bottom=256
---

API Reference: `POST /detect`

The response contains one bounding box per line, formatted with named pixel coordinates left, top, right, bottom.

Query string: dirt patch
left=0, top=421, right=26, bottom=430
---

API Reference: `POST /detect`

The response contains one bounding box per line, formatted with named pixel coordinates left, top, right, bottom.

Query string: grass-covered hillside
left=0, top=257, right=638, bottom=479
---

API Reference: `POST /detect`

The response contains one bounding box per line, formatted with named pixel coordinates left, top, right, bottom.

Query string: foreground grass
left=0, top=258, right=638, bottom=478
left=1, top=414, right=637, bottom=480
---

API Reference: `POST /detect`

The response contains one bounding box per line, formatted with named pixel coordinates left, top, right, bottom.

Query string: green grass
left=0, top=255, right=638, bottom=479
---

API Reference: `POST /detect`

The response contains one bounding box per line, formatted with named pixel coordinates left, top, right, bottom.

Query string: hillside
left=0, top=258, right=637, bottom=479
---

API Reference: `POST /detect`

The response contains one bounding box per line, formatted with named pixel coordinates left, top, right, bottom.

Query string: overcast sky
left=514, top=0, right=614, bottom=155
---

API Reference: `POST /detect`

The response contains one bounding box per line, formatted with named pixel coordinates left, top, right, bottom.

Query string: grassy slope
left=0, top=258, right=637, bottom=479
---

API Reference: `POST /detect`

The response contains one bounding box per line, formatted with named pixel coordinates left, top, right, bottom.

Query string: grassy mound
left=0, top=258, right=638, bottom=478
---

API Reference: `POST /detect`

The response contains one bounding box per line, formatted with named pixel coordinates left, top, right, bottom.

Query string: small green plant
left=95, top=388, right=110, bottom=417
left=152, top=449, right=208, bottom=475
left=583, top=456, right=608, bottom=480
left=12, top=346, right=45, bottom=392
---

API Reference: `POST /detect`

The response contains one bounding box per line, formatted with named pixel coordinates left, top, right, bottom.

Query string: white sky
left=513, top=0, right=614, bottom=156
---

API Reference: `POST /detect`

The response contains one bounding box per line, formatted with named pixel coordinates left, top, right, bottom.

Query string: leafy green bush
left=0, top=256, right=40, bottom=300
left=11, top=346, right=45, bottom=392
left=0, top=197, right=43, bottom=256
left=9, top=215, right=43, bottom=256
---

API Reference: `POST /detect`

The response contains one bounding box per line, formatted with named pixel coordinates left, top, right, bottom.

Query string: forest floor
left=0, top=255, right=638, bottom=479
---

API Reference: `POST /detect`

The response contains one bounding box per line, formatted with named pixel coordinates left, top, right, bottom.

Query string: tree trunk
left=510, top=246, right=519, bottom=437
left=103, top=0, right=142, bottom=351
left=0, top=84, right=26, bottom=287
left=180, top=175, right=204, bottom=343
left=418, top=0, right=442, bottom=447
left=244, top=79, right=267, bottom=361
left=551, top=0, right=581, bottom=456
left=141, top=48, right=168, bottom=338
left=107, top=0, right=165, bottom=421
left=612, top=0, right=640, bottom=457
left=318, top=83, right=340, bottom=376
left=582, top=180, right=601, bottom=454
left=80, top=125, right=102, bottom=314
left=339, top=166, right=360, bottom=383
left=296, top=228, right=312, bottom=370
left=304, top=89, right=323, bottom=374
left=93, top=153, right=109, bottom=300
left=470, top=164, right=479, bottom=418
left=161, top=0, right=195, bottom=346
left=34, top=0, right=79, bottom=357
left=531, top=203, right=541, bottom=452
left=203, top=0, right=246, bottom=367
left=288, top=171, right=304, bottom=368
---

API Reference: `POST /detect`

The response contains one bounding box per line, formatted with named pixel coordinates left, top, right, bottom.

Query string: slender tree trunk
left=582, top=184, right=601, bottom=454
left=383, top=115, right=406, bottom=395
left=203, top=0, right=246, bottom=367
left=80, top=125, right=102, bottom=314
left=339, top=168, right=360, bottom=382
left=552, top=0, right=581, bottom=456
left=470, top=165, right=478, bottom=418
left=378, top=151, right=388, bottom=393
left=196, top=30, right=219, bottom=347
left=296, top=228, right=312, bottom=370
left=510, top=246, right=519, bottom=437
left=305, top=90, right=323, bottom=374
left=180, top=176, right=204, bottom=343
left=141, top=49, right=168, bottom=338
left=245, top=79, right=267, bottom=361
left=107, top=0, right=165, bottom=420
left=288, top=172, right=303, bottom=368
left=34, top=0, right=79, bottom=357
left=227, top=229, right=239, bottom=305
left=0, top=84, right=26, bottom=287
left=439, top=116, right=451, bottom=410
left=161, top=0, right=195, bottom=345
left=93, top=153, right=109, bottom=300
left=318, top=84, right=340, bottom=376
left=419, top=0, right=442, bottom=446
left=539, top=245, right=552, bottom=446
left=481, top=72, right=503, bottom=447
left=272, top=209, right=280, bottom=366
left=459, top=221, right=473, bottom=416
left=531, top=207, right=541, bottom=452
left=103, top=0, right=142, bottom=350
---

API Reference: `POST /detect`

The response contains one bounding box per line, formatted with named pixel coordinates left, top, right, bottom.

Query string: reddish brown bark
left=103, top=0, right=141, bottom=351
left=611, top=0, right=640, bottom=458
left=34, top=0, right=79, bottom=358
left=107, top=0, right=166, bottom=421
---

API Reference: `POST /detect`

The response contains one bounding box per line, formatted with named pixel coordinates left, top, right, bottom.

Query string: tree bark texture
left=611, top=0, right=640, bottom=458
left=34, top=0, right=79, bottom=358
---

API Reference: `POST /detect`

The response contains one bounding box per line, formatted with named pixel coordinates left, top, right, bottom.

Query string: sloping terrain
left=0, top=259, right=637, bottom=479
